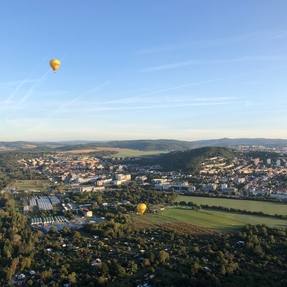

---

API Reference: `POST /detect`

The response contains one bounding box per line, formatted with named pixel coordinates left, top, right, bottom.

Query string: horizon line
left=1, top=137, right=287, bottom=143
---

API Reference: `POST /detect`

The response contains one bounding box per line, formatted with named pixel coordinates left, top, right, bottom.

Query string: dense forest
left=0, top=194, right=36, bottom=282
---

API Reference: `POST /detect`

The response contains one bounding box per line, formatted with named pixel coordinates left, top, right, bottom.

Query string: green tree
left=68, top=272, right=77, bottom=284
left=159, top=250, right=170, bottom=264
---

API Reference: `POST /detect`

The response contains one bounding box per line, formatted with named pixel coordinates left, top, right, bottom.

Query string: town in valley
left=1, top=140, right=286, bottom=286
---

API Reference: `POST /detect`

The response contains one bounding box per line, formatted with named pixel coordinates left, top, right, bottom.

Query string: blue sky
left=0, top=0, right=287, bottom=141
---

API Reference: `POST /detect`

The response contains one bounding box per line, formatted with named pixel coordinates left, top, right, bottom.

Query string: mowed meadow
left=132, top=207, right=287, bottom=234
left=176, top=195, right=287, bottom=216
left=132, top=195, right=287, bottom=234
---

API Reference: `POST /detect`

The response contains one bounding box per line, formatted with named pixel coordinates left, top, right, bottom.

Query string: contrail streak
left=26, top=80, right=110, bottom=132
left=18, top=69, right=51, bottom=104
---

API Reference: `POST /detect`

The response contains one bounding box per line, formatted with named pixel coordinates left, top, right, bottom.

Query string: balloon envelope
left=137, top=203, right=147, bottom=215
left=49, top=59, right=61, bottom=72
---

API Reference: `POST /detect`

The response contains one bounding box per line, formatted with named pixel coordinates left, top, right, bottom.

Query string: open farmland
left=110, top=148, right=165, bottom=158
left=132, top=207, right=287, bottom=233
left=62, top=147, right=165, bottom=157
left=176, top=195, right=287, bottom=216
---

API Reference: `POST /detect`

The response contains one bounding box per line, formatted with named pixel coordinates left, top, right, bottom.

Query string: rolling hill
left=0, top=138, right=287, bottom=153
left=50, top=138, right=287, bottom=152
left=135, top=146, right=237, bottom=171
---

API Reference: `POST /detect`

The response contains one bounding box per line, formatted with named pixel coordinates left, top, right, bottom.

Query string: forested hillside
left=136, top=147, right=236, bottom=171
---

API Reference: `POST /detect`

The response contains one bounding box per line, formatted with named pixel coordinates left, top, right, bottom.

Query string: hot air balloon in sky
left=49, top=58, right=61, bottom=72
left=137, top=203, right=147, bottom=215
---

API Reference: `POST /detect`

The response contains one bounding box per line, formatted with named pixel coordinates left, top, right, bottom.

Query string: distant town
left=3, top=144, right=282, bottom=233
left=18, top=144, right=287, bottom=198
left=1, top=142, right=287, bottom=286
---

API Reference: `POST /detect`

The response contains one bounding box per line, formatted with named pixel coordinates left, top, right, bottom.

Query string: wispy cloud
left=49, top=80, right=111, bottom=112
left=25, top=80, right=111, bottom=132
left=2, top=56, right=51, bottom=102
left=18, top=70, right=51, bottom=104
left=137, top=29, right=287, bottom=55
left=100, top=79, right=224, bottom=106
left=141, top=60, right=198, bottom=72
left=4, top=79, right=32, bottom=103
left=3, top=78, right=45, bottom=104
left=58, top=95, right=241, bottom=115
left=0, top=78, right=40, bottom=87
left=31, top=78, right=235, bottom=115
left=141, top=55, right=287, bottom=72
left=83, top=101, right=241, bottom=113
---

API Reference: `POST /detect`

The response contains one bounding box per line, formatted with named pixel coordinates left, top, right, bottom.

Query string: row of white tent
left=31, top=216, right=68, bottom=225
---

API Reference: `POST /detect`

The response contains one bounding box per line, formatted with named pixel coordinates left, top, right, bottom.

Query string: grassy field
left=63, top=147, right=164, bottom=158
left=177, top=195, right=287, bottom=216
left=110, top=148, right=165, bottom=158
left=10, top=180, right=51, bottom=192
left=132, top=207, right=287, bottom=233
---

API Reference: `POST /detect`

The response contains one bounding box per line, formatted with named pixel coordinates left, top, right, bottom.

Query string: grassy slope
left=177, top=195, right=287, bottom=216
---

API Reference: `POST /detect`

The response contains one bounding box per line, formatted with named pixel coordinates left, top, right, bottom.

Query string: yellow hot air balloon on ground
left=137, top=203, right=147, bottom=215
left=49, top=58, right=61, bottom=72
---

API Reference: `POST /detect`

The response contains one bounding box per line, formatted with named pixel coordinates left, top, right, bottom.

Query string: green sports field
left=133, top=207, right=287, bottom=233
left=177, top=195, right=287, bottom=216
left=10, top=180, right=51, bottom=192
